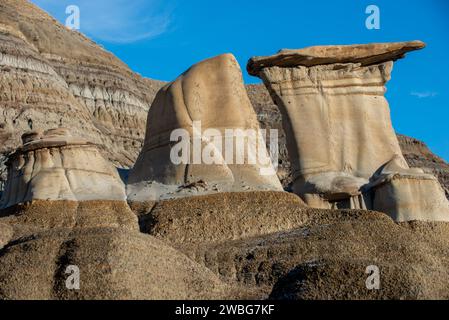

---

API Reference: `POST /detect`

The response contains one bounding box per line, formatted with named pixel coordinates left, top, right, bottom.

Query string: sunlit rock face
left=128, top=54, right=283, bottom=202
left=0, top=128, right=127, bottom=208
left=249, top=41, right=449, bottom=221
left=0, top=0, right=165, bottom=173
left=0, top=128, right=139, bottom=231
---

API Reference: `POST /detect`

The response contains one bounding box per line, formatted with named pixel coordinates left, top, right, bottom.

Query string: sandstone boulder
left=0, top=128, right=138, bottom=231
left=249, top=41, right=449, bottom=221
left=128, top=54, right=282, bottom=201
left=368, top=156, right=449, bottom=222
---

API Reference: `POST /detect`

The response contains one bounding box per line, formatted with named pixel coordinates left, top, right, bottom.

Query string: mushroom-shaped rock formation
left=128, top=54, right=282, bottom=201
left=0, top=128, right=137, bottom=230
left=1, top=128, right=127, bottom=207
left=248, top=41, right=449, bottom=222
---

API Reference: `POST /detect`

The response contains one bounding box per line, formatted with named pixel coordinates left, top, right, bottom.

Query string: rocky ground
left=2, top=192, right=449, bottom=299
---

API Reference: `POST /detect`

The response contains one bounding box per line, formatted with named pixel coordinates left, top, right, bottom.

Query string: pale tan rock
left=128, top=54, right=282, bottom=201
left=0, top=128, right=127, bottom=208
left=2, top=0, right=447, bottom=201
left=368, top=156, right=449, bottom=222
left=0, top=221, right=13, bottom=249
left=249, top=42, right=449, bottom=221
left=247, top=84, right=449, bottom=197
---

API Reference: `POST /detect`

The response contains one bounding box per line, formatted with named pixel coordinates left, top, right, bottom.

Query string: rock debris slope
left=247, top=85, right=449, bottom=197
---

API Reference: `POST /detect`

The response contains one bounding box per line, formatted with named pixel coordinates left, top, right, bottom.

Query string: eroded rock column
left=128, top=54, right=282, bottom=201
left=248, top=41, right=449, bottom=221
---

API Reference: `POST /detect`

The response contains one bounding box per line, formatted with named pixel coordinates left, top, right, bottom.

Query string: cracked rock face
left=0, top=128, right=127, bottom=208
left=127, top=54, right=282, bottom=201
left=247, top=41, right=425, bottom=75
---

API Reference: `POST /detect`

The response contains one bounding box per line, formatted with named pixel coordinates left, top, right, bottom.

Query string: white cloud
left=32, top=0, right=174, bottom=44
left=410, top=91, right=438, bottom=99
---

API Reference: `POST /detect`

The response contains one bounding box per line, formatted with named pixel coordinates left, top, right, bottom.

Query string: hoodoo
left=0, top=128, right=127, bottom=208
left=248, top=41, right=449, bottom=222
left=0, top=127, right=140, bottom=231
left=128, top=54, right=282, bottom=201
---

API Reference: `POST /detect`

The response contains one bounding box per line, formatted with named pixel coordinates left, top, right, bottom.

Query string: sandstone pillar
left=248, top=41, right=449, bottom=221
left=128, top=54, right=282, bottom=201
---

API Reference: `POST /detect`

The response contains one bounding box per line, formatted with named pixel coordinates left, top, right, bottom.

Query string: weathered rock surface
left=0, top=221, right=13, bottom=249
left=0, top=226, right=227, bottom=299
left=246, top=84, right=449, bottom=198
left=0, top=1, right=447, bottom=202
left=0, top=0, right=164, bottom=174
left=0, top=0, right=449, bottom=301
left=179, top=207, right=449, bottom=299
left=247, top=41, right=425, bottom=75
left=3, top=190, right=449, bottom=300
left=368, top=155, right=449, bottom=222
left=138, top=191, right=306, bottom=245
left=1, top=200, right=138, bottom=231
left=128, top=54, right=282, bottom=201
left=0, top=128, right=127, bottom=208
left=249, top=42, right=449, bottom=221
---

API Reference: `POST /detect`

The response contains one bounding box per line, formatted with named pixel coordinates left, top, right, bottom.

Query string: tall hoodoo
left=128, top=54, right=282, bottom=201
left=248, top=41, right=449, bottom=221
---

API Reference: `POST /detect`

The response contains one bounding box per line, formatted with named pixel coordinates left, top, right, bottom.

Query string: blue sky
left=31, top=0, right=449, bottom=161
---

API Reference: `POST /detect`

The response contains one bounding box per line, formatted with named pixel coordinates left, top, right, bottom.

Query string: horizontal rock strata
left=249, top=41, right=449, bottom=221
left=247, top=41, right=425, bottom=75
left=0, top=128, right=127, bottom=208
left=0, top=0, right=165, bottom=172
